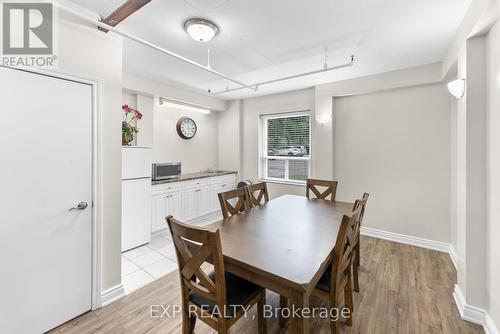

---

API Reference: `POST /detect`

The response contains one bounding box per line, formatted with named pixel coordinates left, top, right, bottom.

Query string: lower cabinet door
left=210, top=183, right=227, bottom=212
left=184, top=188, right=198, bottom=222
left=168, top=191, right=184, bottom=221
left=152, top=194, right=167, bottom=232
left=198, top=186, right=211, bottom=217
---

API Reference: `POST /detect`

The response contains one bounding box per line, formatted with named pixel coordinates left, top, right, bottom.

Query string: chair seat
left=189, top=272, right=262, bottom=317
left=316, top=264, right=332, bottom=293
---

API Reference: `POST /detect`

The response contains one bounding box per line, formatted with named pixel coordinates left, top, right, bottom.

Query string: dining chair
left=218, top=187, right=253, bottom=218
left=312, top=207, right=362, bottom=334
left=351, top=193, right=369, bottom=292
left=247, top=182, right=270, bottom=207
left=166, top=215, right=267, bottom=334
left=306, top=178, right=338, bottom=201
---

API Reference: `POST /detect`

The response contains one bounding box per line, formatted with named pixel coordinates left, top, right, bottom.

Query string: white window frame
left=259, top=111, right=311, bottom=185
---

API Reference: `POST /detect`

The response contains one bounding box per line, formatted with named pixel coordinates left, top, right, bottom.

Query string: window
left=260, top=112, right=311, bottom=184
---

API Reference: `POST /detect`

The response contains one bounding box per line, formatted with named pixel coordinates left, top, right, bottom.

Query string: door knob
left=69, top=202, right=88, bottom=211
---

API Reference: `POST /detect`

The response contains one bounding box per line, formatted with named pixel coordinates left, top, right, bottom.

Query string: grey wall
left=334, top=84, right=451, bottom=243
left=487, top=18, right=500, bottom=329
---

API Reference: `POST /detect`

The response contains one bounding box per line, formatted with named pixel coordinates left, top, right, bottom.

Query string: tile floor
left=121, top=212, right=223, bottom=294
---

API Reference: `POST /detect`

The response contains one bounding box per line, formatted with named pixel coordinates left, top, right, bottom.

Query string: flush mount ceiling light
left=447, top=79, right=466, bottom=99
left=184, top=18, right=219, bottom=43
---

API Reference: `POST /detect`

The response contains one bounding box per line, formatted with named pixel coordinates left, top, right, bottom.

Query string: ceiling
left=70, top=0, right=471, bottom=100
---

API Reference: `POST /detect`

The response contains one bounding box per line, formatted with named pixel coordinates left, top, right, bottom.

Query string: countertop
left=152, top=170, right=237, bottom=185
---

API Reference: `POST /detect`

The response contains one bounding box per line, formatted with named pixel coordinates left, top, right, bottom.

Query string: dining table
left=203, top=194, right=354, bottom=334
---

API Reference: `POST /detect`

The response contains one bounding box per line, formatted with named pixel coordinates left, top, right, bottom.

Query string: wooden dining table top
left=205, top=194, right=354, bottom=292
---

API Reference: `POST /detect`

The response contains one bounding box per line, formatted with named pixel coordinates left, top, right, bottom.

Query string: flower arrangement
left=122, top=104, right=143, bottom=146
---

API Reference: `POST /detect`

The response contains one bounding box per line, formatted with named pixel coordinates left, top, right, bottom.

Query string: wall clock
left=176, top=117, right=197, bottom=139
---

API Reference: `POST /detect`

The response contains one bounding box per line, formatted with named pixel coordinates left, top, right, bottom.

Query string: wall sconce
left=316, top=113, right=332, bottom=124
left=447, top=79, right=466, bottom=99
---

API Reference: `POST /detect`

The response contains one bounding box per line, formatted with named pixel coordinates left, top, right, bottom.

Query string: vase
left=122, top=132, right=134, bottom=146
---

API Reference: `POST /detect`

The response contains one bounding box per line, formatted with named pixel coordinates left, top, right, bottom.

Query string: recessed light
left=184, top=18, right=219, bottom=43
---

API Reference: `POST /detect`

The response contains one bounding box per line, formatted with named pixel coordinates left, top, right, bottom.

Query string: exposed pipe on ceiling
left=210, top=55, right=355, bottom=95
left=55, top=3, right=355, bottom=94
left=54, top=2, right=256, bottom=91
left=98, top=0, right=152, bottom=33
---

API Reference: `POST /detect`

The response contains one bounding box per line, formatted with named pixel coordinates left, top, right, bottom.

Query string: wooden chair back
left=247, top=182, right=270, bottom=207
left=352, top=193, right=369, bottom=236
left=218, top=187, right=252, bottom=218
left=330, top=207, right=362, bottom=298
left=306, top=178, right=338, bottom=201
left=166, top=216, right=227, bottom=310
left=351, top=193, right=369, bottom=292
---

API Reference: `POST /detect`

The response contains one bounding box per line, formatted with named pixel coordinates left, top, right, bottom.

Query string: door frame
left=1, top=65, right=103, bottom=310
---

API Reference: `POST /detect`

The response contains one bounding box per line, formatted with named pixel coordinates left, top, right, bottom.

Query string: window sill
left=259, top=178, right=306, bottom=187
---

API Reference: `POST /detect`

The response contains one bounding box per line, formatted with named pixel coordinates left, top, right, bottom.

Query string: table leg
left=288, top=291, right=310, bottom=334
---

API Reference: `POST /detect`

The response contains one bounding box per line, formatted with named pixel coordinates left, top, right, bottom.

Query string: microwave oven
left=152, top=162, right=181, bottom=181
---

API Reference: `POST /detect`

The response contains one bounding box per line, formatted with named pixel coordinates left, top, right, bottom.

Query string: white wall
left=57, top=3, right=123, bottom=292
left=153, top=101, right=219, bottom=173
left=136, top=94, right=154, bottom=147
left=334, top=84, right=451, bottom=243
left=464, top=36, right=488, bottom=309
left=487, top=18, right=500, bottom=331
left=218, top=100, right=242, bottom=172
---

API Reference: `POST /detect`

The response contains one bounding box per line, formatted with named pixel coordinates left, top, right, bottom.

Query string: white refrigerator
left=122, top=146, right=152, bottom=252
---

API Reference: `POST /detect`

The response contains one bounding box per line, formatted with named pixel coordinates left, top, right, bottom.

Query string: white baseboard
left=101, top=284, right=125, bottom=307
left=360, top=226, right=451, bottom=253
left=453, top=285, right=499, bottom=334
left=448, top=244, right=458, bottom=270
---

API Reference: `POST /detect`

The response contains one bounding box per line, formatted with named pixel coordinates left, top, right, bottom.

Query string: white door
left=0, top=67, right=93, bottom=333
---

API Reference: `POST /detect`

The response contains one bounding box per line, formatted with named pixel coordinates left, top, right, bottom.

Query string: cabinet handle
left=222, top=184, right=226, bottom=187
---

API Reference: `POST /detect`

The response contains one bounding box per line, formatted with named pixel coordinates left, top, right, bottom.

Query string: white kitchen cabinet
left=210, top=183, right=228, bottom=212
left=184, top=184, right=211, bottom=219
left=152, top=173, right=237, bottom=230
left=152, top=194, right=167, bottom=232
left=168, top=191, right=184, bottom=223
left=152, top=190, right=184, bottom=232
left=184, top=188, right=199, bottom=221
left=198, top=186, right=211, bottom=217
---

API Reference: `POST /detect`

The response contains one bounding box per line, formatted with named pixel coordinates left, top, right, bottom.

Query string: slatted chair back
left=351, top=192, right=369, bottom=292
left=218, top=187, right=252, bottom=218
left=166, top=216, right=227, bottom=311
left=247, top=182, right=270, bottom=207
left=306, top=178, right=338, bottom=201
left=330, top=207, right=362, bottom=298
left=351, top=193, right=369, bottom=245
left=353, top=192, right=369, bottom=225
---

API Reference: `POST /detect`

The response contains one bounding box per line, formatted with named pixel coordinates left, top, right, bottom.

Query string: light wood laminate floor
left=50, top=236, right=483, bottom=334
